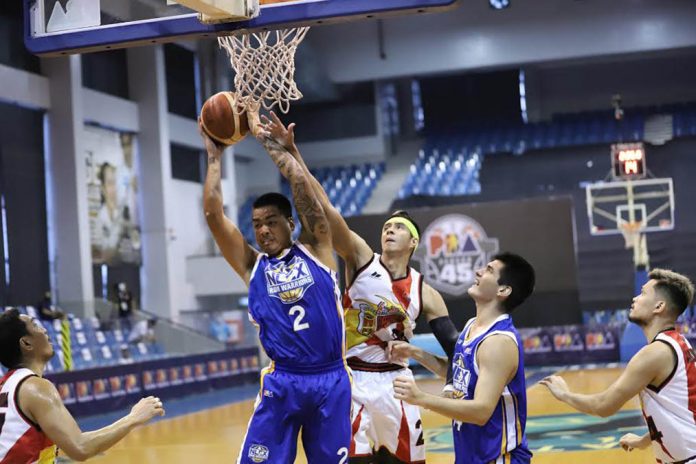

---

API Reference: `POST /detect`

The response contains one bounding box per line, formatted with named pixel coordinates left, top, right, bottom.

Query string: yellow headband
left=385, top=217, right=420, bottom=242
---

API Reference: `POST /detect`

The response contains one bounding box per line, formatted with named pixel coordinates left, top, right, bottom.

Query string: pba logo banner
left=414, top=214, right=499, bottom=296
left=264, top=255, right=315, bottom=304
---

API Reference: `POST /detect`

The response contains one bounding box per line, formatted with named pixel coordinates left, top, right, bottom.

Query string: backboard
left=25, top=0, right=459, bottom=56
left=585, top=178, right=675, bottom=236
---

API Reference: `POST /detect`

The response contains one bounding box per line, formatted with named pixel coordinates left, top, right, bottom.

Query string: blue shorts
left=237, top=361, right=352, bottom=464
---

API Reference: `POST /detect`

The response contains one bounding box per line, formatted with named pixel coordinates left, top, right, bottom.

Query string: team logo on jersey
left=354, top=295, right=411, bottom=338
left=414, top=214, right=499, bottom=297
left=248, top=444, right=269, bottom=462
left=264, top=255, right=315, bottom=304
left=452, top=353, right=471, bottom=399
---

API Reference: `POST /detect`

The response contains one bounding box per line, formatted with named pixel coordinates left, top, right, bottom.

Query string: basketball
left=199, top=91, right=250, bottom=145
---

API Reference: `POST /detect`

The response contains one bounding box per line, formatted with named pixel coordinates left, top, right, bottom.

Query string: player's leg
left=301, top=367, right=352, bottom=464
left=237, top=369, right=301, bottom=464
left=507, top=445, right=533, bottom=464
left=349, top=370, right=379, bottom=463
left=371, top=370, right=426, bottom=464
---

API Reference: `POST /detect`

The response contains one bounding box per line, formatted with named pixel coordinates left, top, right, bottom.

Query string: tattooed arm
left=249, top=110, right=333, bottom=265
left=257, top=112, right=373, bottom=274
left=200, top=123, right=258, bottom=286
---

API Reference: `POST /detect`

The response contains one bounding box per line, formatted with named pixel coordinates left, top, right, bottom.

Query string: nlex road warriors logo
left=264, top=255, right=315, bottom=304
left=451, top=353, right=470, bottom=400
left=248, top=444, right=269, bottom=462
left=414, top=214, right=499, bottom=296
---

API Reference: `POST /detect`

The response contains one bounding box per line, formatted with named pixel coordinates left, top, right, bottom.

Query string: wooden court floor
left=85, top=367, right=656, bottom=463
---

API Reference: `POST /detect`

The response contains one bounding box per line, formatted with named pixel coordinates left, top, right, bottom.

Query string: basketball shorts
left=349, top=368, right=426, bottom=463
left=237, top=360, right=352, bottom=464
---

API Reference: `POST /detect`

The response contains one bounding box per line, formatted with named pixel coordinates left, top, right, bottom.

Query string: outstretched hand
left=129, top=396, right=165, bottom=426
left=260, top=111, right=296, bottom=152
left=619, top=433, right=651, bottom=452
left=198, top=120, right=225, bottom=159
left=387, top=340, right=417, bottom=365
left=393, top=375, right=425, bottom=406
left=539, top=375, right=570, bottom=402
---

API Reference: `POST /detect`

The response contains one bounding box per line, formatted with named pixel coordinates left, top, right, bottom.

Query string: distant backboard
left=586, top=178, right=675, bottom=236
left=25, top=0, right=459, bottom=56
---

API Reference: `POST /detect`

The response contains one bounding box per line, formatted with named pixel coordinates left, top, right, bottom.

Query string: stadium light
left=489, top=0, right=510, bottom=9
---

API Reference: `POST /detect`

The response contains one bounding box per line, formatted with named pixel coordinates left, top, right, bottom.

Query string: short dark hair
left=494, top=252, right=536, bottom=313
left=649, top=269, right=695, bottom=316
left=253, top=193, right=293, bottom=219
left=0, top=308, right=29, bottom=369
left=388, top=210, right=421, bottom=239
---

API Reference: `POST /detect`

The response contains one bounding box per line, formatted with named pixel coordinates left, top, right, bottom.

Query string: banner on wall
left=85, top=125, right=141, bottom=265
left=346, top=197, right=582, bottom=327
left=413, top=214, right=499, bottom=297
left=520, top=325, right=620, bottom=365
left=49, top=347, right=260, bottom=418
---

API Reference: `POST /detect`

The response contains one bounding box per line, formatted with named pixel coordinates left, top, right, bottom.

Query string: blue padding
left=620, top=323, right=646, bottom=363
left=620, top=269, right=650, bottom=362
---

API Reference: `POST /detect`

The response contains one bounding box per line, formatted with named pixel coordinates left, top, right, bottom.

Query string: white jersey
left=639, top=330, right=696, bottom=463
left=0, top=368, right=57, bottom=464
left=343, top=254, right=423, bottom=370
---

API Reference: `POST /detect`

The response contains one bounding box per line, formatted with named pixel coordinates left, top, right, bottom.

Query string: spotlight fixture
left=489, top=0, right=510, bottom=9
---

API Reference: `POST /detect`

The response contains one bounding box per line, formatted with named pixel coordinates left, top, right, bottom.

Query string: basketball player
left=257, top=112, right=459, bottom=463
left=0, top=308, right=164, bottom=463
left=541, top=269, right=696, bottom=462
left=200, top=114, right=351, bottom=464
left=392, top=253, right=536, bottom=464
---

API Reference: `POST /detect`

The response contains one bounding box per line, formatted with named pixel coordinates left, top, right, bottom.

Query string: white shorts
left=349, top=368, right=426, bottom=463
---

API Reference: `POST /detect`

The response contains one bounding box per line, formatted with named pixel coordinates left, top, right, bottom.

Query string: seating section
left=399, top=102, right=696, bottom=198
left=239, top=162, right=385, bottom=243
left=399, top=149, right=482, bottom=198
left=0, top=306, right=166, bottom=374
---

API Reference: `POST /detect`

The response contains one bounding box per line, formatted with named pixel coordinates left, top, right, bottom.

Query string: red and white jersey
left=0, top=369, right=57, bottom=464
left=343, top=254, right=423, bottom=369
left=639, top=330, right=696, bottom=463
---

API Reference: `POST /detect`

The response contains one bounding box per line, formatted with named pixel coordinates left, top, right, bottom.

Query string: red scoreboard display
left=611, top=142, right=646, bottom=180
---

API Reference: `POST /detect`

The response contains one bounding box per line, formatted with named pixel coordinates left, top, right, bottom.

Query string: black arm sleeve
left=429, top=316, right=459, bottom=358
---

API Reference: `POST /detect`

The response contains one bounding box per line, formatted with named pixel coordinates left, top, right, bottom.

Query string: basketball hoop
left=620, top=221, right=650, bottom=269
left=218, top=27, right=309, bottom=114
left=620, top=221, right=643, bottom=250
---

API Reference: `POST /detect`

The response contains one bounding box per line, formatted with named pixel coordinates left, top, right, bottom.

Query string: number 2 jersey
left=640, top=329, right=696, bottom=463
left=248, top=242, right=346, bottom=369
left=451, top=315, right=532, bottom=464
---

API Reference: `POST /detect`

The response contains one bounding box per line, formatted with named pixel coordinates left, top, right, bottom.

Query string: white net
left=218, top=27, right=309, bottom=114
left=620, top=221, right=642, bottom=250
left=620, top=221, right=650, bottom=268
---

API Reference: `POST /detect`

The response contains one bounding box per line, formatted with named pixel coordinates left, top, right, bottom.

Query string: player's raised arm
left=259, top=111, right=373, bottom=270
left=201, top=123, right=258, bottom=285
left=248, top=109, right=333, bottom=259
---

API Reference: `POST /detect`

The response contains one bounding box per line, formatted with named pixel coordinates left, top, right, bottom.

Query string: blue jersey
left=451, top=315, right=532, bottom=464
left=248, top=243, right=345, bottom=369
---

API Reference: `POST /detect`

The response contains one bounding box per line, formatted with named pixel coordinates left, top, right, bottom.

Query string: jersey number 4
left=289, top=305, right=310, bottom=332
